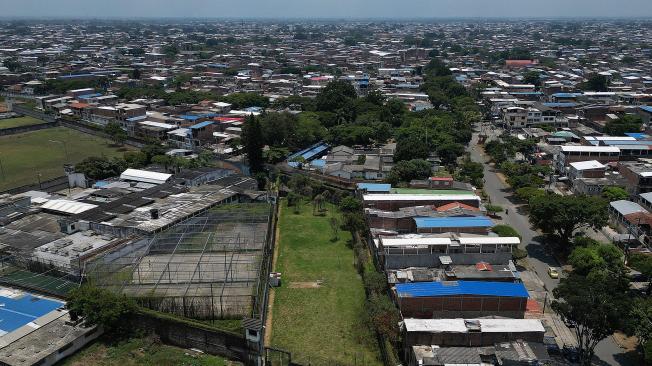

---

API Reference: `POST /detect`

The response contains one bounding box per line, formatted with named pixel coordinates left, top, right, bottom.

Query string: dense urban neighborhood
left=0, top=16, right=651, bottom=366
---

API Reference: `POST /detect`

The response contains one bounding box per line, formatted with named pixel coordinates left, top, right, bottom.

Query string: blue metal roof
left=639, top=105, right=652, bottom=113
left=552, top=92, right=582, bottom=98
left=190, top=121, right=214, bottom=129
left=626, top=132, right=649, bottom=139
left=510, top=92, right=543, bottom=95
left=287, top=142, right=330, bottom=162
left=77, top=93, right=102, bottom=99
left=414, top=216, right=494, bottom=229
left=357, top=183, right=392, bottom=192
left=543, top=102, right=577, bottom=108
left=395, top=281, right=529, bottom=298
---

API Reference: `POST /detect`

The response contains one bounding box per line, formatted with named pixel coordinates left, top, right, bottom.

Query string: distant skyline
left=1, top=0, right=652, bottom=19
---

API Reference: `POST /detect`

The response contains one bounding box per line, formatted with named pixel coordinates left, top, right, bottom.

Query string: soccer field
left=0, top=127, right=132, bottom=191
left=0, top=116, right=48, bottom=130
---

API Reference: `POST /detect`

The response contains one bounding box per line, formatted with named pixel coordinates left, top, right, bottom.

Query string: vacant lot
left=0, top=116, right=48, bottom=130
left=270, top=200, right=381, bottom=365
left=0, top=127, right=131, bottom=191
left=60, top=336, right=231, bottom=366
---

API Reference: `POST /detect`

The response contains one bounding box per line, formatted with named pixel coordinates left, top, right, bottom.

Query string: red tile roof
left=436, top=202, right=479, bottom=212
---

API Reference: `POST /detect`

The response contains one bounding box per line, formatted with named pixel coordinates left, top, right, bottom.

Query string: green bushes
left=492, top=224, right=521, bottom=239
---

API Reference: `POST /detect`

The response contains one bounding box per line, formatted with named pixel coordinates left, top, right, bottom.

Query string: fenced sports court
left=85, top=203, right=274, bottom=320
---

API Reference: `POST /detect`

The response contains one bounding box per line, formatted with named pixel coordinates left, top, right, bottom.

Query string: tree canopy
left=603, top=115, right=643, bottom=136
left=528, top=193, right=608, bottom=246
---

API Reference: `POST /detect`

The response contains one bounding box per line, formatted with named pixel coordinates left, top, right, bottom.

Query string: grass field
left=0, top=127, right=131, bottom=191
left=270, top=200, right=381, bottom=366
left=0, top=116, right=47, bottom=130
left=60, top=336, right=231, bottom=366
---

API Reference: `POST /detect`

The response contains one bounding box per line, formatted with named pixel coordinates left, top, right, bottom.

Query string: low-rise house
left=393, top=280, right=529, bottom=319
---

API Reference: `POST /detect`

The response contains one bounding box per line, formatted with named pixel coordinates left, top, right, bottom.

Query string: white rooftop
left=363, top=194, right=481, bottom=202
left=120, top=169, right=172, bottom=185
left=41, top=199, right=97, bottom=215
left=381, top=237, right=452, bottom=247
left=403, top=318, right=545, bottom=333
left=561, top=145, right=620, bottom=153
left=569, top=160, right=606, bottom=170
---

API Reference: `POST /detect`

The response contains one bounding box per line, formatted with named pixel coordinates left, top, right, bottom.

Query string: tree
left=515, top=187, right=545, bottom=202
left=387, top=159, right=432, bottom=185
left=625, top=297, right=652, bottom=349
left=458, top=159, right=484, bottom=187
left=601, top=186, right=629, bottom=202
left=523, top=70, right=541, bottom=89
left=123, top=151, right=148, bottom=168
left=568, top=243, right=624, bottom=276
left=552, top=272, right=629, bottom=366
left=104, top=121, right=127, bottom=145
left=329, top=216, right=340, bottom=241
left=366, top=294, right=401, bottom=342
left=315, top=80, right=357, bottom=113
left=582, top=74, right=609, bottom=92
left=342, top=212, right=366, bottom=233
left=437, top=142, right=465, bottom=167
left=75, top=156, right=125, bottom=180
left=241, top=115, right=265, bottom=174
left=152, top=154, right=173, bottom=172
left=364, top=270, right=388, bottom=295
left=629, top=254, right=652, bottom=296
left=2, top=58, right=20, bottom=72
left=394, top=136, right=430, bottom=162
left=529, top=193, right=608, bottom=246
left=263, top=146, right=290, bottom=164
left=131, top=68, right=141, bottom=80
left=141, top=144, right=168, bottom=162
left=339, top=196, right=361, bottom=213
left=67, top=286, right=137, bottom=337
left=604, top=115, right=643, bottom=136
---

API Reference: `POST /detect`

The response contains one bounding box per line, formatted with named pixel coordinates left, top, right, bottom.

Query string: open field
left=0, top=126, right=131, bottom=191
left=60, top=336, right=231, bottom=366
left=269, top=200, right=381, bottom=365
left=0, top=116, right=47, bottom=130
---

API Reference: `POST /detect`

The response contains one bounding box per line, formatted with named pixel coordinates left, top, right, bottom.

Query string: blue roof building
left=357, top=183, right=392, bottom=193
left=395, top=281, right=529, bottom=298
left=414, top=216, right=494, bottom=233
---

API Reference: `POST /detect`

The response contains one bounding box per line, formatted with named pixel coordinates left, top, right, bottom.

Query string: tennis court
left=0, top=289, right=64, bottom=336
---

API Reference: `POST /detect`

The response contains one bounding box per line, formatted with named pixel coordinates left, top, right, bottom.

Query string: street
left=469, top=131, right=629, bottom=365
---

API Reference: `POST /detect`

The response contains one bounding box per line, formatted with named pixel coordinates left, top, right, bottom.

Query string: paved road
left=469, top=131, right=628, bottom=365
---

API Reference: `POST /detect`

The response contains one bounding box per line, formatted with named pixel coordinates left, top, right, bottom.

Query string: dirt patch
left=613, top=332, right=639, bottom=351
left=288, top=281, right=323, bottom=289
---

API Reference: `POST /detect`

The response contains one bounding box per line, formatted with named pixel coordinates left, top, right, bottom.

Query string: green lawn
left=270, top=200, right=381, bottom=365
left=0, top=116, right=48, bottom=129
left=0, top=127, right=132, bottom=191
left=59, top=336, right=230, bottom=366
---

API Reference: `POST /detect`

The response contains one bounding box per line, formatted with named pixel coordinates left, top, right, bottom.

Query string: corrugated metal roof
left=414, top=216, right=494, bottom=229
left=357, top=183, right=391, bottom=192
left=458, top=236, right=520, bottom=245
left=403, top=318, right=544, bottom=333
left=363, top=194, right=480, bottom=201
left=120, top=169, right=172, bottom=185
left=41, top=199, right=97, bottom=214
left=610, top=200, right=647, bottom=216
left=395, top=280, right=529, bottom=298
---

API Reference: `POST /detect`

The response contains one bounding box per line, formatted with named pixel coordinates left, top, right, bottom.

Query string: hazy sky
left=1, top=0, right=652, bottom=19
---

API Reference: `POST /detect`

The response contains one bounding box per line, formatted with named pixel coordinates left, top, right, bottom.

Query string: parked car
left=548, top=266, right=560, bottom=279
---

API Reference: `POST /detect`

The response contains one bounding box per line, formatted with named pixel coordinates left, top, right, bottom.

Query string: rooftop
left=395, top=280, right=529, bottom=298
